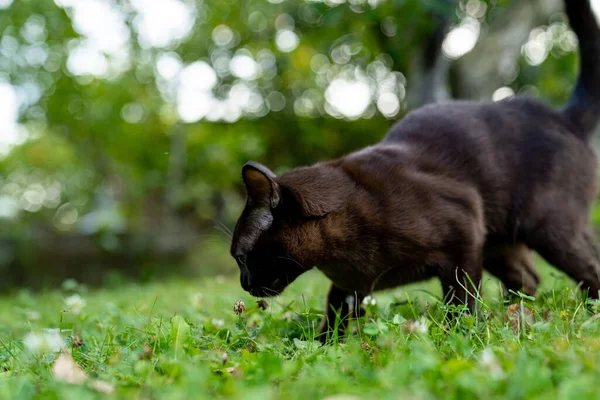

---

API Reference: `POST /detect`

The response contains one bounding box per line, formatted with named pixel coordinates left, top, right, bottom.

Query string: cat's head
left=230, top=161, right=353, bottom=297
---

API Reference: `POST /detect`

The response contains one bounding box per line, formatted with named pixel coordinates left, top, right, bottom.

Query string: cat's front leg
left=317, top=283, right=364, bottom=343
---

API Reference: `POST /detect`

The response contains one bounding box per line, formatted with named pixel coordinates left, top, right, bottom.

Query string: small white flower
left=24, top=330, right=64, bottom=354
left=26, top=311, right=41, bottom=321
left=403, top=317, right=430, bottom=335
left=64, top=294, right=86, bottom=316
left=362, top=296, right=377, bottom=307
left=23, top=333, right=42, bottom=352
left=211, top=318, right=225, bottom=328
left=415, top=320, right=429, bottom=334
left=190, top=293, right=203, bottom=308
left=479, top=348, right=505, bottom=380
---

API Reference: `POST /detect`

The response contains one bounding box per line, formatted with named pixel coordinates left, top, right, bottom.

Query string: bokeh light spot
left=229, top=54, right=258, bottom=80
left=492, top=87, right=515, bottom=102
left=325, top=78, right=372, bottom=119
left=377, top=92, right=400, bottom=118
left=275, top=30, right=299, bottom=53
left=442, top=18, right=480, bottom=59
left=121, top=103, right=145, bottom=123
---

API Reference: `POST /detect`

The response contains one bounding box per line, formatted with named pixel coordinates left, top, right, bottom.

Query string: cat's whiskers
left=277, top=255, right=307, bottom=271
left=214, top=222, right=233, bottom=240
left=260, top=286, right=280, bottom=296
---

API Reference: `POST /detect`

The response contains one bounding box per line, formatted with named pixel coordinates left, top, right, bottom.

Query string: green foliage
left=0, top=0, right=593, bottom=286
left=1, top=263, right=600, bottom=398
left=0, top=0, right=582, bottom=234
left=170, top=315, right=191, bottom=358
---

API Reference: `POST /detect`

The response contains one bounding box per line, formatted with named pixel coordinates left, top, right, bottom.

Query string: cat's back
left=383, top=97, right=575, bottom=153
left=336, top=97, right=597, bottom=232
left=379, top=97, right=593, bottom=188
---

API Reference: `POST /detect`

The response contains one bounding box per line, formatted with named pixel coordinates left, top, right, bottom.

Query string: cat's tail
left=562, top=0, right=600, bottom=140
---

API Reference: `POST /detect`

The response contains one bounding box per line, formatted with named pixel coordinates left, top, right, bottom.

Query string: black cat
left=231, top=0, right=600, bottom=339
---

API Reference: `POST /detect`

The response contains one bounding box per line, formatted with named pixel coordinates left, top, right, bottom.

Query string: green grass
left=1, top=260, right=600, bottom=399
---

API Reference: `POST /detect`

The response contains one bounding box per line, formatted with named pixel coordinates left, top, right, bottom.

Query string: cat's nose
left=240, top=268, right=252, bottom=291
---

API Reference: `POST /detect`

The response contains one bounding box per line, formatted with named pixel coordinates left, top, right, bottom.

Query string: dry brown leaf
left=246, top=321, right=258, bottom=329
left=256, top=299, right=269, bottom=310
left=505, top=303, right=535, bottom=334
left=70, top=334, right=84, bottom=348
left=52, top=353, right=87, bottom=385
left=139, top=344, right=153, bottom=360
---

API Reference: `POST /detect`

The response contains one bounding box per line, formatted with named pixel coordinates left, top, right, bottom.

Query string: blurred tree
left=0, top=0, right=586, bottom=287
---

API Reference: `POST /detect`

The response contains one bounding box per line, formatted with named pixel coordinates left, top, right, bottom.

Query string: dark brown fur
left=230, top=0, right=600, bottom=340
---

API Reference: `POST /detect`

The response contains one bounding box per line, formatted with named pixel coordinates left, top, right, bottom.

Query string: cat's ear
left=231, top=162, right=280, bottom=256
left=279, top=166, right=352, bottom=217
left=242, top=162, right=280, bottom=209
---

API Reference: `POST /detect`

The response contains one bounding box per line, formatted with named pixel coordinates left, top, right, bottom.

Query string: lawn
left=1, top=258, right=600, bottom=400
